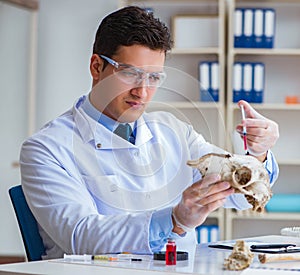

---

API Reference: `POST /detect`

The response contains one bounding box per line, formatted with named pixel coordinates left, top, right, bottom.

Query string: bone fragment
left=224, top=240, right=254, bottom=270
left=259, top=253, right=300, bottom=264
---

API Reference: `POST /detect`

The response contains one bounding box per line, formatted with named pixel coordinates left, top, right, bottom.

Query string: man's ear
left=90, top=54, right=103, bottom=80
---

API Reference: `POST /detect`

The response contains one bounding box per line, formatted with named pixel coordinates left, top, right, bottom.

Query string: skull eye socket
left=233, top=167, right=251, bottom=185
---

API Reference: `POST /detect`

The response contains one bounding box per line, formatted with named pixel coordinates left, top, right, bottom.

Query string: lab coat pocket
left=83, top=174, right=119, bottom=201
left=83, top=174, right=138, bottom=211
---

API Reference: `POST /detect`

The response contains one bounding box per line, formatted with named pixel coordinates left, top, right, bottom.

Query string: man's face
left=90, top=45, right=165, bottom=123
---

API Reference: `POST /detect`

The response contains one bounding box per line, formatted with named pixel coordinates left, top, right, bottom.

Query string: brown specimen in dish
left=187, top=153, right=272, bottom=212
left=224, top=240, right=254, bottom=270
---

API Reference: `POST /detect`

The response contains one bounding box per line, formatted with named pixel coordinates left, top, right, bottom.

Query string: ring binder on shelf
left=264, top=8, right=275, bottom=48
left=254, top=9, right=264, bottom=48
left=199, top=62, right=211, bottom=102
left=234, top=9, right=243, bottom=48
left=244, top=9, right=254, bottom=48
left=253, top=63, right=265, bottom=103
left=211, top=62, right=219, bottom=102
left=243, top=63, right=253, bottom=102
left=233, top=62, right=243, bottom=103
left=199, top=61, right=219, bottom=102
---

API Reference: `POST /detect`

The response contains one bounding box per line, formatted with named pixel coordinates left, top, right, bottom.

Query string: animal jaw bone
left=224, top=240, right=254, bottom=270
left=187, top=153, right=272, bottom=212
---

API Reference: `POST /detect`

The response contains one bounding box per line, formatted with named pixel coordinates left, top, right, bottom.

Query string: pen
left=240, top=105, right=249, bottom=155
left=250, top=244, right=296, bottom=249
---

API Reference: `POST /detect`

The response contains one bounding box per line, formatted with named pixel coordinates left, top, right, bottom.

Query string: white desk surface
left=1, top=235, right=300, bottom=275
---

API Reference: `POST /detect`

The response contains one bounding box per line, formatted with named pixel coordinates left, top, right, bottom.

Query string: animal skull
left=187, top=153, right=272, bottom=212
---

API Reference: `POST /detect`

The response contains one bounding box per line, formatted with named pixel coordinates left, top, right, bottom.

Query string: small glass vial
left=166, top=238, right=176, bottom=265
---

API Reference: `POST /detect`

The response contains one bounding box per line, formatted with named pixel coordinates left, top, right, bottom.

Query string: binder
left=196, top=225, right=220, bottom=243
left=210, top=225, right=219, bottom=242
left=243, top=63, right=253, bottom=102
left=252, top=62, right=264, bottom=103
left=264, top=8, right=275, bottom=48
left=254, top=9, right=264, bottom=48
left=235, top=7, right=275, bottom=49
left=211, top=62, right=219, bottom=102
left=233, top=62, right=243, bottom=102
left=199, top=62, right=211, bottom=102
left=234, top=8, right=243, bottom=48
left=243, top=9, right=254, bottom=48
left=199, top=62, right=219, bottom=102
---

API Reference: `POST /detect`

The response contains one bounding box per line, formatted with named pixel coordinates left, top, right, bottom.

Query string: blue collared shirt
left=20, top=95, right=279, bottom=259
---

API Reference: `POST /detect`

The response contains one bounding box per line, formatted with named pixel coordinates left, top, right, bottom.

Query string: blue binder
left=210, top=62, right=219, bottom=102
left=263, top=8, right=275, bottom=48
left=234, top=8, right=243, bottom=48
left=199, top=61, right=219, bottom=102
left=252, top=62, right=265, bottom=103
left=233, top=62, right=243, bottom=102
left=243, top=63, right=253, bottom=102
left=243, top=9, right=254, bottom=48
left=253, top=9, right=264, bottom=48
left=199, top=61, right=211, bottom=102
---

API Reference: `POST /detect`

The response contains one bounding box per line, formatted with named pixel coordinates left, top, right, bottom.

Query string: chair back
left=9, top=185, right=45, bottom=261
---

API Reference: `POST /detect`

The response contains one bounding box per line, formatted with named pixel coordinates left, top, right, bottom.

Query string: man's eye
left=149, top=73, right=160, bottom=82
left=120, top=69, right=138, bottom=78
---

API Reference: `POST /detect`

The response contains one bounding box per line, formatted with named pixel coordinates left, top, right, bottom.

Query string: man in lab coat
left=20, top=6, right=279, bottom=259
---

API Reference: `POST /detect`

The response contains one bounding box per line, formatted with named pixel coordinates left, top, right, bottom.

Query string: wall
left=36, top=0, right=118, bottom=128
left=0, top=0, right=118, bottom=256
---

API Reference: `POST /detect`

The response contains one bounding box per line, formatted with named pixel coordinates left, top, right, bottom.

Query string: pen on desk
left=240, top=105, right=249, bottom=155
left=250, top=243, right=296, bottom=249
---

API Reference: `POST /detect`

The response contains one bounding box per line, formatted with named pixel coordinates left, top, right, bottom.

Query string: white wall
left=0, top=0, right=118, bottom=256
left=0, top=2, right=32, bottom=256
left=36, top=0, right=119, bottom=128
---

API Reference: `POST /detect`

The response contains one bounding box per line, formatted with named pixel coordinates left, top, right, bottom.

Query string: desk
left=1, top=235, right=300, bottom=275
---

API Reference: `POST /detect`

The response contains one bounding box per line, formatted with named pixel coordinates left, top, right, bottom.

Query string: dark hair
left=92, top=6, right=173, bottom=59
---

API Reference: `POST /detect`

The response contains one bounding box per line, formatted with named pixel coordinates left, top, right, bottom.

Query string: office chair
left=9, top=185, right=45, bottom=261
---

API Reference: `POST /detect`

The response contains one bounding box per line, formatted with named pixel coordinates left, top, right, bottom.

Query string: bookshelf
left=226, top=0, right=300, bottom=239
left=118, top=0, right=226, bottom=240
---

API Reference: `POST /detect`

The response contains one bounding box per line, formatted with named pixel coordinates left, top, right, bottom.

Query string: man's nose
left=130, top=81, right=148, bottom=98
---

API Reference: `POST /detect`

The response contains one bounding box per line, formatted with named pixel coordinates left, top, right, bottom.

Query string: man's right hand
left=172, top=174, right=234, bottom=232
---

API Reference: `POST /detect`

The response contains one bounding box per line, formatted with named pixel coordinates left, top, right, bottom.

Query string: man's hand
left=236, top=100, right=279, bottom=162
left=172, top=174, right=234, bottom=233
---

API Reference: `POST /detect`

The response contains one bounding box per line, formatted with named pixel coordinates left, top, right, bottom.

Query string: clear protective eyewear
left=100, top=55, right=166, bottom=88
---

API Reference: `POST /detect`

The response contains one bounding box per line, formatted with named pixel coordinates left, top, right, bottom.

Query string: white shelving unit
left=226, top=0, right=300, bottom=239
left=119, top=0, right=226, bottom=240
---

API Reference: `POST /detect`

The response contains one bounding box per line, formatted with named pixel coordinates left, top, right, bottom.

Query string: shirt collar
left=73, top=95, right=152, bottom=148
left=81, top=93, right=135, bottom=132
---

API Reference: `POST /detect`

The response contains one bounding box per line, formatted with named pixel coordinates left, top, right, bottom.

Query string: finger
left=194, top=181, right=234, bottom=205
left=238, top=100, right=265, bottom=120
left=244, top=119, right=269, bottom=130
left=236, top=120, right=269, bottom=137
left=201, top=198, right=228, bottom=214
left=192, top=174, right=221, bottom=189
